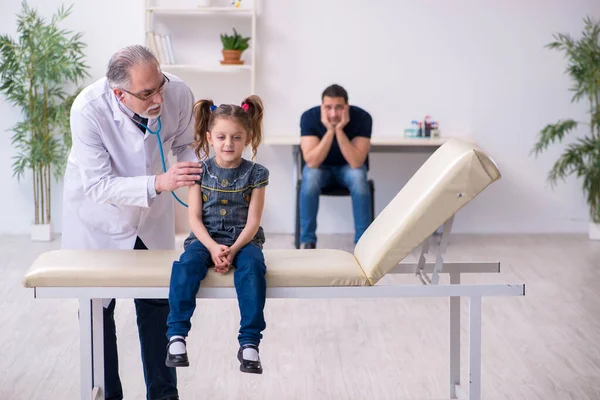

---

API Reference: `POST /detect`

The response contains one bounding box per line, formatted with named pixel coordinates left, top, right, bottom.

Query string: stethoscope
left=119, top=101, right=189, bottom=208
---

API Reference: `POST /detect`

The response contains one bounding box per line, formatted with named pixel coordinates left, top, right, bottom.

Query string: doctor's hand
left=155, top=162, right=203, bottom=193
left=211, top=244, right=231, bottom=273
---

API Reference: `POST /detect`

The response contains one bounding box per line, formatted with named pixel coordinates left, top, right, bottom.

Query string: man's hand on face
left=320, top=104, right=335, bottom=132
left=336, top=104, right=350, bottom=133
left=155, top=161, right=203, bottom=194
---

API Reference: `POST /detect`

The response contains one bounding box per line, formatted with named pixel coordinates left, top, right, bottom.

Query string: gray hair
left=106, top=45, right=159, bottom=89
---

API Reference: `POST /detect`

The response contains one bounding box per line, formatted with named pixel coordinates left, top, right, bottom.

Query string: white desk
left=264, top=135, right=455, bottom=153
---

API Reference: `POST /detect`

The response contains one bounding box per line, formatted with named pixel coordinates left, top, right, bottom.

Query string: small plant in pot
left=531, top=16, right=600, bottom=239
left=220, top=28, right=250, bottom=65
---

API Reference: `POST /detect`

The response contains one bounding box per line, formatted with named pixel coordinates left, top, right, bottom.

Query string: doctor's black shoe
left=237, top=344, right=263, bottom=374
left=301, top=242, right=316, bottom=249
left=166, top=337, right=189, bottom=368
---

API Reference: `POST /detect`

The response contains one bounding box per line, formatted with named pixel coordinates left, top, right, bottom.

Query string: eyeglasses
left=121, top=74, right=170, bottom=101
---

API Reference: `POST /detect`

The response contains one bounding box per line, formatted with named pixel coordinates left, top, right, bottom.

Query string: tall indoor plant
left=531, top=16, right=600, bottom=239
left=0, top=1, right=89, bottom=240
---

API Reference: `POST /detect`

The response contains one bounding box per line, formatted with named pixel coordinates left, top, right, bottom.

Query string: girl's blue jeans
left=166, top=239, right=267, bottom=347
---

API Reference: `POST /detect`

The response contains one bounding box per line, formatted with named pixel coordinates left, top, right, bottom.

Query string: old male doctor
left=62, top=45, right=200, bottom=400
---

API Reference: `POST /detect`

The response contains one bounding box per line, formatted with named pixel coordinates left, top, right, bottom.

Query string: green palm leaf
left=533, top=16, right=600, bottom=223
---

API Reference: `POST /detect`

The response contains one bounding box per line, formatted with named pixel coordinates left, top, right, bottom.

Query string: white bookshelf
left=161, top=63, right=252, bottom=72
left=145, top=0, right=257, bottom=94
left=148, top=7, right=254, bottom=14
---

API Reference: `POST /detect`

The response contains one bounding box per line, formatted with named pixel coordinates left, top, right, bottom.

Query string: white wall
left=0, top=0, right=598, bottom=235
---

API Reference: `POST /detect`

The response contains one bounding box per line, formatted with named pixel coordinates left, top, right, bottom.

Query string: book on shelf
left=146, top=31, right=176, bottom=65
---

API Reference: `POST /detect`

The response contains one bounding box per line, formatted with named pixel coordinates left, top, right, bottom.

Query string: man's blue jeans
left=299, top=164, right=372, bottom=245
left=167, top=239, right=267, bottom=347
left=103, top=237, right=178, bottom=400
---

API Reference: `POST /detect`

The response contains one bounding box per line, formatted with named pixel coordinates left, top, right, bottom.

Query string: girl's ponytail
left=192, top=99, right=214, bottom=160
left=241, top=95, right=264, bottom=160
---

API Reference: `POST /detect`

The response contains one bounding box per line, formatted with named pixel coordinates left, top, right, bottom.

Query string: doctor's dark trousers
left=103, top=236, right=178, bottom=400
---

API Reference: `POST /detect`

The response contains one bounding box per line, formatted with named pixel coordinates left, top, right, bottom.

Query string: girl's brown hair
left=192, top=95, right=264, bottom=160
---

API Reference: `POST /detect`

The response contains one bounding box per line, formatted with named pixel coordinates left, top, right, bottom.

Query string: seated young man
left=299, top=84, right=373, bottom=249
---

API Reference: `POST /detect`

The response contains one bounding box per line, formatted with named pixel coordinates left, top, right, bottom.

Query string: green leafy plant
left=0, top=1, right=89, bottom=226
left=220, top=28, right=250, bottom=52
left=531, top=16, right=600, bottom=223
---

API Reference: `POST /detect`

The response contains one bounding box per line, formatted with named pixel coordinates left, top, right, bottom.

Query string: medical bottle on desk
left=403, top=120, right=419, bottom=137
left=431, top=122, right=440, bottom=138
left=424, top=115, right=432, bottom=137
left=411, top=120, right=419, bottom=135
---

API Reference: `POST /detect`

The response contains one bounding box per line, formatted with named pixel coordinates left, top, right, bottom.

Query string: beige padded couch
left=23, top=138, right=500, bottom=289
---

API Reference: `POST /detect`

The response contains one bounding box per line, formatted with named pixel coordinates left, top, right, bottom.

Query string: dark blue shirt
left=300, top=105, right=372, bottom=167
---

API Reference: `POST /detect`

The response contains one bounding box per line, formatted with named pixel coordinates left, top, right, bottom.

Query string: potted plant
left=220, top=28, right=250, bottom=65
left=531, top=16, right=600, bottom=239
left=0, top=1, right=89, bottom=241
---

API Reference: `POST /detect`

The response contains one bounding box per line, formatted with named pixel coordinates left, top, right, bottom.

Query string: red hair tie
left=241, top=103, right=249, bottom=112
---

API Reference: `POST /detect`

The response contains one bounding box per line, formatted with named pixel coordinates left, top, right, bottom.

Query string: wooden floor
left=2, top=233, right=600, bottom=400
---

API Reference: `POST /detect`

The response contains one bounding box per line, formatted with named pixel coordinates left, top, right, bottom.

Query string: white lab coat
left=61, top=72, right=197, bottom=251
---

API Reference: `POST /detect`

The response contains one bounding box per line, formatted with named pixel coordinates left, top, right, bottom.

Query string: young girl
left=165, top=95, right=269, bottom=374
